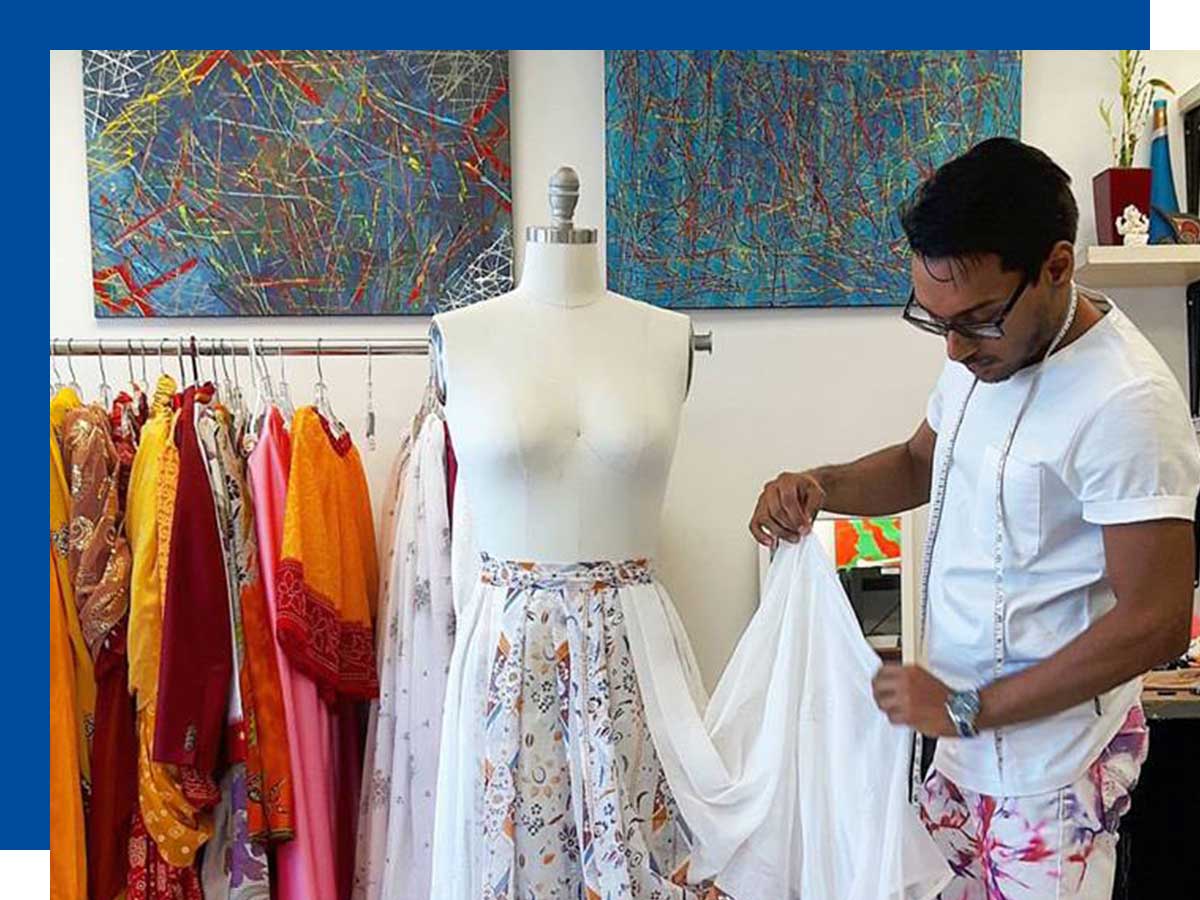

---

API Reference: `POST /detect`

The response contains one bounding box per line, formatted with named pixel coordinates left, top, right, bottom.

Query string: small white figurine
left=1115, top=204, right=1150, bottom=246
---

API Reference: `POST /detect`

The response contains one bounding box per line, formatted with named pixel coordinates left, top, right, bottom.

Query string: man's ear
left=1043, top=240, right=1075, bottom=287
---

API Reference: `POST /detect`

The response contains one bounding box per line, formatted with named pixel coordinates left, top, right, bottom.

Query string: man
left=749, top=137, right=1200, bottom=899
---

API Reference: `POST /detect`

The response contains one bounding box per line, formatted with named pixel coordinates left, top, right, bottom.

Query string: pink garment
left=248, top=408, right=339, bottom=900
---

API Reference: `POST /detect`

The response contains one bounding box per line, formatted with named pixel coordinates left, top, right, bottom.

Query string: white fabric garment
left=354, top=415, right=455, bottom=900
left=924, top=295, right=1200, bottom=796
left=432, top=529, right=950, bottom=899
left=626, top=536, right=950, bottom=900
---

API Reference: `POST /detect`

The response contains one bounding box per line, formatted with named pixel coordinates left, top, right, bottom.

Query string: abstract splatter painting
left=83, top=51, right=512, bottom=316
left=605, top=51, right=1021, bottom=308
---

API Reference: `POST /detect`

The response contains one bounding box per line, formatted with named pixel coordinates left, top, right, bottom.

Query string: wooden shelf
left=1075, top=244, right=1200, bottom=288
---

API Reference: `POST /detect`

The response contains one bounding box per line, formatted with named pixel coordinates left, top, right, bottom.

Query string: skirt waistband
left=479, top=552, right=655, bottom=590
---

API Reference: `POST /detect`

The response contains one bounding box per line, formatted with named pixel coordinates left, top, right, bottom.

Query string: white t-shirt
left=924, top=295, right=1200, bottom=797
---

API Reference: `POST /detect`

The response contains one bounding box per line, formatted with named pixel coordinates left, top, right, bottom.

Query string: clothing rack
left=49, top=332, right=716, bottom=357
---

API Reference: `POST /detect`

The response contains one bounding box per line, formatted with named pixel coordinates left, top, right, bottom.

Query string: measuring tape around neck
left=908, top=281, right=1079, bottom=802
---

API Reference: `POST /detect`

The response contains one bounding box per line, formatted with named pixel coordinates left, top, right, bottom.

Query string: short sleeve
left=925, top=361, right=954, bottom=433
left=1065, top=376, right=1200, bottom=525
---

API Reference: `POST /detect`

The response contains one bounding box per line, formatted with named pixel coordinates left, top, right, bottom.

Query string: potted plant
left=1093, top=50, right=1174, bottom=245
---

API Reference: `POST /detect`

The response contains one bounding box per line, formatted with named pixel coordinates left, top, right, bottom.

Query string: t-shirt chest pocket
left=972, top=443, right=1043, bottom=562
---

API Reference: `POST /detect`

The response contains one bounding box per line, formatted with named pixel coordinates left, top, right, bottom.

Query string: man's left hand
left=871, top=664, right=957, bottom=737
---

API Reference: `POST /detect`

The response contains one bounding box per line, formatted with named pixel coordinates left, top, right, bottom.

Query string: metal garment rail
left=49, top=332, right=715, bottom=356
left=50, top=337, right=429, bottom=357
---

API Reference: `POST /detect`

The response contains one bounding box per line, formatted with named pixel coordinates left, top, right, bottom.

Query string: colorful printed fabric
left=919, top=704, right=1149, bottom=900
left=276, top=406, right=379, bottom=702
left=200, top=765, right=271, bottom=900
left=62, top=402, right=138, bottom=900
left=128, top=810, right=203, bottom=900
left=197, top=407, right=294, bottom=844
left=434, top=552, right=713, bottom=900
left=62, top=403, right=132, bottom=658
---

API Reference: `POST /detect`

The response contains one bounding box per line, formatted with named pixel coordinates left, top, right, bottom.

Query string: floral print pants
left=919, top=705, right=1148, bottom=900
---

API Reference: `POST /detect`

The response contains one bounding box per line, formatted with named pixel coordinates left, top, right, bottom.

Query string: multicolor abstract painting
left=605, top=51, right=1021, bottom=308
left=83, top=51, right=512, bottom=316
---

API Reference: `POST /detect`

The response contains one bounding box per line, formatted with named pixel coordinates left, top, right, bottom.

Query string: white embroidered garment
left=354, top=415, right=454, bottom=900
left=625, top=536, right=951, bottom=899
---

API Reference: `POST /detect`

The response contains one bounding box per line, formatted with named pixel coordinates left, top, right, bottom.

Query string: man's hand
left=749, top=471, right=826, bottom=547
left=871, top=664, right=956, bottom=737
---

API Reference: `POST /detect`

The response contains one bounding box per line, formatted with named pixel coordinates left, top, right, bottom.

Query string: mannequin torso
left=432, top=240, right=691, bottom=562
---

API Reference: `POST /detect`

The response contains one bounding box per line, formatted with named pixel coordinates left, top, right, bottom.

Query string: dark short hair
left=899, top=137, right=1078, bottom=282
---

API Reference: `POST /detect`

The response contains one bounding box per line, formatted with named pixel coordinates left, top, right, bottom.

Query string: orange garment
left=51, top=393, right=88, bottom=900
left=51, top=388, right=95, bottom=797
left=276, top=407, right=379, bottom=703
left=126, top=381, right=217, bottom=870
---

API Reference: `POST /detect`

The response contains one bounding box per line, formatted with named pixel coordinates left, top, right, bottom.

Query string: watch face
left=948, top=691, right=980, bottom=736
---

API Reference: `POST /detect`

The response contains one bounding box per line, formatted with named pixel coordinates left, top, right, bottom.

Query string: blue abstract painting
left=605, top=51, right=1022, bottom=308
left=82, top=51, right=512, bottom=316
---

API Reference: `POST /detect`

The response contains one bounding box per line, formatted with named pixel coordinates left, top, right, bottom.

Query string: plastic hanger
left=275, top=343, right=296, bottom=422
left=51, top=340, right=65, bottom=396
left=207, top=338, right=222, bottom=401
left=246, top=338, right=277, bottom=446
left=97, top=339, right=114, bottom=409
left=314, top=338, right=346, bottom=439
left=228, top=339, right=249, bottom=425
left=175, top=338, right=187, bottom=386
left=66, top=339, right=84, bottom=399
left=125, top=339, right=137, bottom=392
left=188, top=336, right=200, bottom=386
left=364, top=342, right=376, bottom=451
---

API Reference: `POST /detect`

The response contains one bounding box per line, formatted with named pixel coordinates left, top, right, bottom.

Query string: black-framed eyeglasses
left=902, top=277, right=1029, bottom=340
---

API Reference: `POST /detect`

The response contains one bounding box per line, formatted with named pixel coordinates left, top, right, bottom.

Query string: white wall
left=50, top=50, right=1200, bottom=689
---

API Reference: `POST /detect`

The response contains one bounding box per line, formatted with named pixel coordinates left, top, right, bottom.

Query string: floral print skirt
left=432, top=554, right=722, bottom=900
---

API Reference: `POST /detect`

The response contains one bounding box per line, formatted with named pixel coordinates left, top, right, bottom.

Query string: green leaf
left=1148, top=78, right=1176, bottom=94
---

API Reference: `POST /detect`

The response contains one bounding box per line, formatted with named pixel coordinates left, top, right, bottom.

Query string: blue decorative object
left=1149, top=99, right=1181, bottom=243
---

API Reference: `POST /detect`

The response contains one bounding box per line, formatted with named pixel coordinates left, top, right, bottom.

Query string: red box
left=1092, top=167, right=1152, bottom=245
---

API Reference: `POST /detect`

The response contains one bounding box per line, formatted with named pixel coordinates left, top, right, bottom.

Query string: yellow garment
left=277, top=407, right=379, bottom=701
left=51, top=396, right=88, bottom=899
left=127, top=377, right=215, bottom=867
left=50, top=387, right=95, bottom=795
left=126, top=376, right=174, bottom=706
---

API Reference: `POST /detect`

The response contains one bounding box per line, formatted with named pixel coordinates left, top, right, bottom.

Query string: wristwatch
left=945, top=689, right=982, bottom=738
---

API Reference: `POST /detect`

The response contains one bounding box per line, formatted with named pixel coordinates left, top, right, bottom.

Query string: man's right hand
left=749, top=470, right=826, bottom=547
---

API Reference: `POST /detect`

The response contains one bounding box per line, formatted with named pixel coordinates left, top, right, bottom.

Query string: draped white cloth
left=433, top=531, right=950, bottom=899
left=624, top=536, right=951, bottom=899
left=354, top=416, right=455, bottom=900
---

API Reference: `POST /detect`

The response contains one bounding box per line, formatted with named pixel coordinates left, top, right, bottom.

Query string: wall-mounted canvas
left=83, top=51, right=512, bottom=317
left=605, top=50, right=1021, bottom=309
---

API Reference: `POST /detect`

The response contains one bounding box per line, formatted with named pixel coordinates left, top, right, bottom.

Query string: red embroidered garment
left=127, top=811, right=204, bottom=900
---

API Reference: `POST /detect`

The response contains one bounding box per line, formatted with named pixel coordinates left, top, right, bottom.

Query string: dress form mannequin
left=430, top=166, right=693, bottom=562
left=429, top=170, right=949, bottom=900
